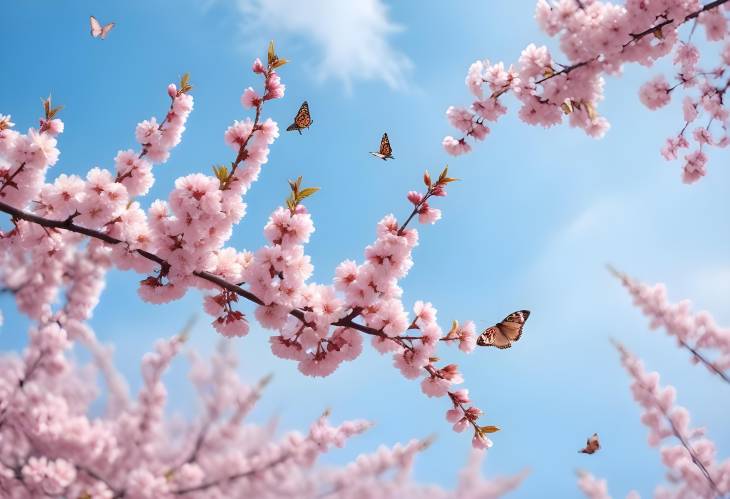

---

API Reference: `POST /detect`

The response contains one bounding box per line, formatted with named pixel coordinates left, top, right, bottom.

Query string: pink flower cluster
left=611, top=268, right=730, bottom=381
left=0, top=46, right=501, bottom=447
left=616, top=343, right=730, bottom=497
left=0, top=311, right=526, bottom=498
left=576, top=470, right=612, bottom=499
left=444, top=0, right=730, bottom=183
left=576, top=470, right=641, bottom=499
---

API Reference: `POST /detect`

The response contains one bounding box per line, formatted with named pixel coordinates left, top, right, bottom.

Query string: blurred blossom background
left=1, top=1, right=729, bottom=497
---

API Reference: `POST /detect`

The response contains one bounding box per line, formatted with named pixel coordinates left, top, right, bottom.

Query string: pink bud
left=451, top=389, right=470, bottom=404
left=452, top=419, right=468, bottom=433
left=407, top=191, right=423, bottom=205
left=167, top=84, right=177, bottom=98
left=472, top=432, right=493, bottom=450
left=446, top=408, right=462, bottom=423
left=252, top=58, right=265, bottom=74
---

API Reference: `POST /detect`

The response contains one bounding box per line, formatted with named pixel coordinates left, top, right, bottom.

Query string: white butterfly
left=90, top=16, right=115, bottom=39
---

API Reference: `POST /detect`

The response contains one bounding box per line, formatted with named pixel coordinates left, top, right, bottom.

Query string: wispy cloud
left=227, top=0, right=413, bottom=91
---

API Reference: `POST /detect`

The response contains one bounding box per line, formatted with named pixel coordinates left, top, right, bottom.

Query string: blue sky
left=1, top=1, right=729, bottom=497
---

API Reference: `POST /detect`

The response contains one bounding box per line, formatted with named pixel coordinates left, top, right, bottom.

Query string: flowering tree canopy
left=444, top=0, right=730, bottom=183
left=574, top=270, right=730, bottom=498
left=0, top=41, right=518, bottom=475
left=0, top=318, right=527, bottom=498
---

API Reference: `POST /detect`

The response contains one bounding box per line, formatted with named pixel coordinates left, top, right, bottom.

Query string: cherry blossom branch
left=1, top=167, right=494, bottom=447
left=0, top=193, right=406, bottom=343
left=615, top=341, right=726, bottom=497
left=0, top=162, right=26, bottom=195
left=633, top=0, right=729, bottom=38
left=0, top=198, right=431, bottom=348
left=536, top=0, right=730, bottom=88
left=444, top=0, right=730, bottom=182
left=609, top=266, right=730, bottom=385
left=172, top=453, right=292, bottom=495
left=0, top=184, right=436, bottom=342
left=678, top=339, right=730, bottom=384
left=653, top=401, right=722, bottom=495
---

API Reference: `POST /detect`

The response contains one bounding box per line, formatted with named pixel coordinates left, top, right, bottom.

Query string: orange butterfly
left=90, top=16, right=115, bottom=39
left=370, top=132, right=394, bottom=160
left=476, top=310, right=530, bottom=349
left=579, top=433, right=601, bottom=454
left=286, top=101, right=312, bottom=134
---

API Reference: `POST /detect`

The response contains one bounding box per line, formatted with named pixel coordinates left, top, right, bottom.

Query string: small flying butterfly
left=286, top=101, right=312, bottom=134
left=579, top=433, right=600, bottom=454
left=476, top=310, right=530, bottom=349
left=90, top=16, right=115, bottom=39
left=370, top=132, right=394, bottom=160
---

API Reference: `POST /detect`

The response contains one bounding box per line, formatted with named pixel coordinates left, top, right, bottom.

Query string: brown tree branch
left=534, top=0, right=730, bottom=86
left=172, top=453, right=291, bottom=495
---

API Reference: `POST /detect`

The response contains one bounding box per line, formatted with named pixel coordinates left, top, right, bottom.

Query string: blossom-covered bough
left=576, top=342, right=730, bottom=498
left=610, top=267, right=730, bottom=385
left=574, top=270, right=730, bottom=498
left=0, top=315, right=528, bottom=498
left=0, top=42, right=521, bottom=496
left=444, top=0, right=730, bottom=184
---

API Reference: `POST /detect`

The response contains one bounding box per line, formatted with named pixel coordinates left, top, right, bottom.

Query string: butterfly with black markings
left=90, top=16, right=115, bottom=39
left=286, top=101, right=312, bottom=134
left=370, top=132, right=394, bottom=160
left=476, top=310, right=530, bottom=349
left=579, top=433, right=601, bottom=454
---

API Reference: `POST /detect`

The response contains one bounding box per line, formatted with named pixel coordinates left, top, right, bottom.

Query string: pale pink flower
left=446, top=106, right=475, bottom=133
left=682, top=150, right=707, bottom=184
left=472, top=432, right=493, bottom=450
left=639, top=76, right=672, bottom=110
left=421, top=376, right=450, bottom=398
left=241, top=86, right=261, bottom=109
left=443, top=135, right=471, bottom=155
left=465, top=60, right=485, bottom=98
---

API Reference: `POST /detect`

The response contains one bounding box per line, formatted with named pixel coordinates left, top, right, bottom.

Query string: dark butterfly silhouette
left=370, top=132, right=394, bottom=160
left=579, top=433, right=601, bottom=454
left=90, top=16, right=115, bottom=39
left=286, top=101, right=312, bottom=134
left=476, top=310, right=530, bottom=349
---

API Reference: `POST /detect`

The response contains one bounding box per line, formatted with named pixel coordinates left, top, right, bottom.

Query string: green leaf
left=480, top=425, right=500, bottom=434
left=179, top=73, right=193, bottom=94
left=268, top=40, right=276, bottom=65
left=448, top=320, right=459, bottom=336
left=297, top=187, right=319, bottom=201
left=48, top=105, right=63, bottom=119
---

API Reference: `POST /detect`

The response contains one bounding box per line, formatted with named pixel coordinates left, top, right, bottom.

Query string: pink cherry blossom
left=0, top=46, right=504, bottom=460
left=444, top=0, right=730, bottom=184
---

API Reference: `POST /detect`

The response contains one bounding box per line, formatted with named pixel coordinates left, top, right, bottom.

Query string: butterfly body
left=370, top=132, right=394, bottom=160
left=579, top=433, right=601, bottom=454
left=477, top=310, right=530, bottom=349
left=286, top=101, right=312, bottom=134
left=90, top=16, right=115, bottom=39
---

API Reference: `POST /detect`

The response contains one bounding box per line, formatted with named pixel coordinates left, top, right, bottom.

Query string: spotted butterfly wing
left=579, top=433, right=600, bottom=454
left=90, top=16, right=115, bottom=39
left=476, top=310, right=530, bottom=349
left=370, top=132, right=394, bottom=160
left=286, top=101, right=312, bottom=134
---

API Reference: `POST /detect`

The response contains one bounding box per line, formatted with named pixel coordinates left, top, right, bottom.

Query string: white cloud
left=230, top=0, right=412, bottom=91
